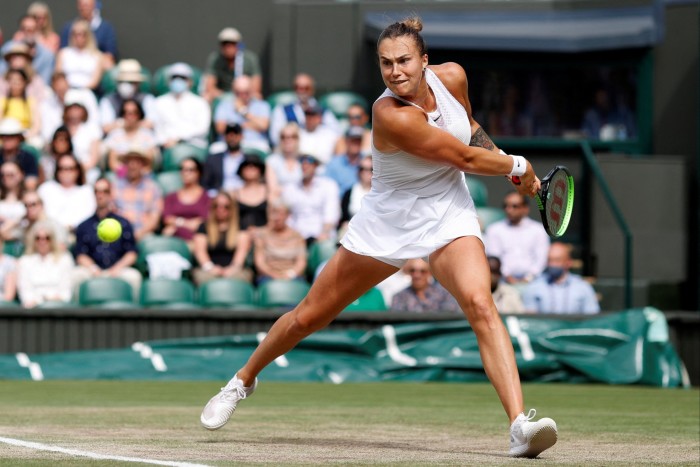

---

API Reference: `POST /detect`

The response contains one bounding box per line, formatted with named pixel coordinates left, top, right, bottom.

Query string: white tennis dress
left=340, top=68, right=482, bottom=267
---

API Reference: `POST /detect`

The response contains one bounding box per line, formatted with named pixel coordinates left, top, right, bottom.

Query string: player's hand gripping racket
left=512, top=166, right=574, bottom=238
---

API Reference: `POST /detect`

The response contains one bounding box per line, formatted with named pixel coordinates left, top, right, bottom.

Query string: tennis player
left=201, top=17, right=558, bottom=458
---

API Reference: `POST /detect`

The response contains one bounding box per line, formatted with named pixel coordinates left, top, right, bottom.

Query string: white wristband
left=509, top=155, right=527, bottom=177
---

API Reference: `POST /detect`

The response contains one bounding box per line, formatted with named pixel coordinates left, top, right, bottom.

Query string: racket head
left=537, top=166, right=574, bottom=238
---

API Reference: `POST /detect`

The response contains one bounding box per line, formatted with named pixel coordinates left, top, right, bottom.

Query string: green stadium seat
left=136, top=235, right=192, bottom=276
left=476, top=207, right=506, bottom=231
left=241, top=146, right=269, bottom=161
left=35, top=301, right=76, bottom=309
left=161, top=143, right=208, bottom=172
left=20, top=143, right=41, bottom=162
left=198, top=278, right=256, bottom=309
left=266, top=90, right=297, bottom=109
left=256, top=279, right=310, bottom=308
left=3, top=240, right=24, bottom=257
left=0, top=300, right=20, bottom=308
left=78, top=277, right=135, bottom=306
left=343, top=287, right=387, bottom=312
left=465, top=176, right=488, bottom=208
left=319, top=91, right=369, bottom=120
left=140, top=278, right=196, bottom=308
left=155, top=171, right=183, bottom=195
left=151, top=64, right=202, bottom=97
left=306, top=239, right=338, bottom=279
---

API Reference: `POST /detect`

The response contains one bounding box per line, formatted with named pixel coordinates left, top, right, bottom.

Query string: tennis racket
left=512, top=166, right=574, bottom=238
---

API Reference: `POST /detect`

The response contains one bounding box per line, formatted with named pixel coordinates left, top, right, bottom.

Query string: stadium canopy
left=364, top=5, right=665, bottom=52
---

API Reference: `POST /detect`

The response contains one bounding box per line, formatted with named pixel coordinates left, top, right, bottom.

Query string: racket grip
left=511, top=176, right=521, bottom=185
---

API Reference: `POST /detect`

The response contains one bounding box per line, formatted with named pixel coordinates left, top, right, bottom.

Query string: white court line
left=15, top=353, right=44, bottom=381
left=0, top=436, right=210, bottom=467
left=131, top=342, right=168, bottom=372
left=382, top=325, right=416, bottom=366
left=505, top=317, right=535, bottom=361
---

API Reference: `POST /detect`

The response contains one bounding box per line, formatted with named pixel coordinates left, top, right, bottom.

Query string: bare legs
left=236, top=247, right=398, bottom=386
left=430, top=236, right=524, bottom=423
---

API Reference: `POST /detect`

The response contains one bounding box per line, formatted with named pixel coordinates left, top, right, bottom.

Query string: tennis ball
left=97, top=218, right=122, bottom=243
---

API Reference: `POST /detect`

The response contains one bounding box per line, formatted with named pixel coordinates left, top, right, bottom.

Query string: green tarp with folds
left=0, top=308, right=690, bottom=387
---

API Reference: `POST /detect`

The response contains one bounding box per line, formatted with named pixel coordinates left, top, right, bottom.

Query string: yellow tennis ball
left=97, top=218, right=122, bottom=243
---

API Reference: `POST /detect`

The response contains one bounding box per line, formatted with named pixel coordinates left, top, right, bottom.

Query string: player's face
left=378, top=37, right=427, bottom=99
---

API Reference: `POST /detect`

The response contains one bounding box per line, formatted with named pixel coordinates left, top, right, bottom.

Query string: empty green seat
left=155, top=171, right=183, bottom=195
left=343, top=287, right=387, bottom=312
left=476, top=207, right=506, bottom=231
left=136, top=235, right=192, bottom=276
left=140, top=278, right=195, bottom=308
left=256, top=279, right=310, bottom=308
left=306, top=239, right=338, bottom=278
left=266, top=90, right=297, bottom=109
left=78, top=277, right=135, bottom=306
left=198, top=278, right=256, bottom=309
left=465, top=176, right=488, bottom=208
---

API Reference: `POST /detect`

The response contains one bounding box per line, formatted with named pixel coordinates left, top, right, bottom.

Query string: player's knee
left=465, top=293, right=498, bottom=327
left=288, top=304, right=325, bottom=336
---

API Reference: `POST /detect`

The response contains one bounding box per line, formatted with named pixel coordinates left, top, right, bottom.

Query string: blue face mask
left=545, top=266, right=566, bottom=283
left=169, top=78, right=188, bottom=94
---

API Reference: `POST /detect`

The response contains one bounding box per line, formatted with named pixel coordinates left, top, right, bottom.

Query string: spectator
left=0, top=41, right=50, bottom=105
left=339, top=154, right=372, bottom=233
left=325, top=126, right=365, bottom=197
left=112, top=149, right=163, bottom=241
left=1, top=68, right=42, bottom=147
left=161, top=157, right=209, bottom=245
left=202, top=27, right=262, bottom=103
left=27, top=2, right=61, bottom=53
left=522, top=242, right=600, bottom=314
left=103, top=98, right=157, bottom=176
left=298, top=102, right=340, bottom=166
left=283, top=154, right=339, bottom=246
left=38, top=125, right=71, bottom=184
left=213, top=75, right=270, bottom=152
left=153, top=62, right=211, bottom=149
left=391, top=258, right=460, bottom=313
left=375, top=264, right=411, bottom=309
left=253, top=200, right=307, bottom=284
left=265, top=123, right=303, bottom=199
left=16, top=220, right=75, bottom=308
left=0, top=189, right=67, bottom=248
left=10, top=14, right=55, bottom=85
left=488, top=256, right=525, bottom=314
left=99, top=59, right=156, bottom=134
left=59, top=0, right=118, bottom=67
left=191, top=191, right=253, bottom=285
left=37, top=153, right=95, bottom=234
left=0, top=237, right=18, bottom=302
left=71, top=177, right=141, bottom=300
left=61, top=96, right=102, bottom=183
left=0, top=118, right=39, bottom=190
left=269, top=73, right=340, bottom=146
left=484, top=191, right=549, bottom=285
left=582, top=88, right=636, bottom=141
left=333, top=104, right=371, bottom=156
left=234, top=154, right=269, bottom=232
left=0, top=161, right=27, bottom=231
left=55, top=19, right=104, bottom=92
left=39, top=71, right=99, bottom=143
left=202, top=123, right=245, bottom=193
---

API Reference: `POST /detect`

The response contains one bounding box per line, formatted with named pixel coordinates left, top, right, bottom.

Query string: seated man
left=522, top=242, right=600, bottom=314
left=72, top=177, right=142, bottom=300
left=391, top=258, right=460, bottom=313
left=488, top=256, right=525, bottom=314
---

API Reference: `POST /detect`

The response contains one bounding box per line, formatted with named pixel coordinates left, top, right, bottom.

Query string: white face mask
left=169, top=78, right=188, bottom=95
left=117, top=82, right=136, bottom=99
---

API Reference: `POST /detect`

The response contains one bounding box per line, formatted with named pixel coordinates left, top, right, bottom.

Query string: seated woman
left=253, top=199, right=306, bottom=285
left=0, top=237, right=18, bottom=302
left=191, top=191, right=253, bottom=285
left=16, top=220, right=74, bottom=307
left=161, top=157, right=209, bottom=246
left=0, top=68, right=42, bottom=147
left=54, top=20, right=104, bottom=92
left=0, top=161, right=27, bottom=232
left=38, top=125, right=72, bottom=184
left=103, top=98, right=157, bottom=177
left=234, top=154, right=269, bottom=232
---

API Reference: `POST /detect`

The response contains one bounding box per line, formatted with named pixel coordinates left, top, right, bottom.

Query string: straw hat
left=116, top=59, right=145, bottom=83
left=0, top=118, right=26, bottom=137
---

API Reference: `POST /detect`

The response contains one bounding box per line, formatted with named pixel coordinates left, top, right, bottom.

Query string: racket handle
left=511, top=176, right=521, bottom=185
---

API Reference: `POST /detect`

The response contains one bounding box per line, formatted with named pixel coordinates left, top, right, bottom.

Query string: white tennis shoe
left=200, top=374, right=257, bottom=430
left=509, top=409, right=558, bottom=458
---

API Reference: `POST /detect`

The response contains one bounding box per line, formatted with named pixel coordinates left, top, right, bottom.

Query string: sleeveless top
left=340, top=68, right=481, bottom=261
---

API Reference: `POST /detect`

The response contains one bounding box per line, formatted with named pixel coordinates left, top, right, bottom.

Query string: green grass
left=0, top=381, right=698, bottom=466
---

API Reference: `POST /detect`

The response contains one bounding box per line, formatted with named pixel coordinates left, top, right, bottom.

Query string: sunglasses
left=35, top=234, right=51, bottom=241
left=359, top=167, right=372, bottom=173
left=214, top=203, right=231, bottom=209
left=408, top=268, right=430, bottom=274
left=348, top=114, right=363, bottom=120
left=94, top=188, right=110, bottom=194
left=503, top=203, right=524, bottom=209
left=280, top=134, right=298, bottom=140
left=24, top=201, right=40, bottom=208
left=180, top=166, right=198, bottom=172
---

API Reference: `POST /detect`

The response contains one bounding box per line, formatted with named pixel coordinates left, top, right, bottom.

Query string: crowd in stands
left=0, top=1, right=600, bottom=314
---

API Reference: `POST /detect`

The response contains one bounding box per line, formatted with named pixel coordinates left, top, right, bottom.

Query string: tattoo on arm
left=469, top=127, right=495, bottom=151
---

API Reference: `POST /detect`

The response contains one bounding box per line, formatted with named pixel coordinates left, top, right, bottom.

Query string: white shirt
left=283, top=176, right=340, bottom=239
left=153, top=91, right=211, bottom=147
left=222, top=152, right=245, bottom=192
left=38, top=181, right=96, bottom=230
left=17, top=252, right=75, bottom=307
left=484, top=217, right=550, bottom=279
left=299, top=126, right=339, bottom=165
left=40, top=89, right=100, bottom=143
